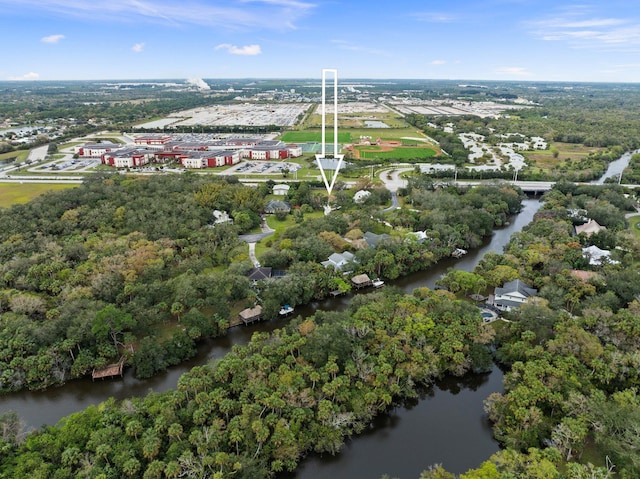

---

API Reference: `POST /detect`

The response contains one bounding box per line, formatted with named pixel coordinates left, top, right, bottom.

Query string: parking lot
left=29, top=157, right=101, bottom=173
left=230, top=161, right=301, bottom=175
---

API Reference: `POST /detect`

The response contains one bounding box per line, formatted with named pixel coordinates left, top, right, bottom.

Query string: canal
left=592, top=149, right=636, bottom=185
left=1, top=198, right=542, bottom=476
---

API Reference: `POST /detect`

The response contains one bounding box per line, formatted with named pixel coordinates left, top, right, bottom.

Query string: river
left=0, top=198, right=542, bottom=476
left=592, top=149, right=637, bottom=185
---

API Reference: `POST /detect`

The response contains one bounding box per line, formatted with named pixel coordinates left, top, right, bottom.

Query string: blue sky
left=1, top=0, right=639, bottom=82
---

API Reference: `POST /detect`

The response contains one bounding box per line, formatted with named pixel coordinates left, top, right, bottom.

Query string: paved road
left=379, top=167, right=411, bottom=192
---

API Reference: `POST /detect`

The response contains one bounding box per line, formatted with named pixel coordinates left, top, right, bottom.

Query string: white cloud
left=215, top=43, right=262, bottom=55
left=412, top=12, right=457, bottom=23
left=431, top=60, right=446, bottom=65
left=41, top=34, right=64, bottom=44
left=495, top=67, right=532, bottom=77
left=132, top=42, right=145, bottom=53
left=528, top=9, right=640, bottom=50
left=8, top=72, right=40, bottom=81
left=0, top=0, right=316, bottom=30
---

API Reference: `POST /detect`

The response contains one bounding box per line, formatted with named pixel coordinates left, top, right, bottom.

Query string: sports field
left=0, top=183, right=77, bottom=208
left=355, top=146, right=437, bottom=160
left=280, top=131, right=352, bottom=143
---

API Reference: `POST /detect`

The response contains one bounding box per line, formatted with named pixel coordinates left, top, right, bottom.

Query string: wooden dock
left=92, top=356, right=125, bottom=380
left=239, top=305, right=263, bottom=325
left=351, top=273, right=373, bottom=289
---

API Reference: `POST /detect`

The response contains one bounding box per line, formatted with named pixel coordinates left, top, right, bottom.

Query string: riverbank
left=0, top=199, right=541, bottom=430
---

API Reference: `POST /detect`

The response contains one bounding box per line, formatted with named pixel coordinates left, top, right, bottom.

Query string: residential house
left=321, top=251, right=355, bottom=271
left=492, top=279, right=538, bottom=311
left=582, top=245, right=618, bottom=266
left=273, top=184, right=290, bottom=196
left=212, top=210, right=233, bottom=226
left=575, top=219, right=606, bottom=237
left=247, top=267, right=272, bottom=282
left=363, top=231, right=391, bottom=248
left=265, top=200, right=291, bottom=214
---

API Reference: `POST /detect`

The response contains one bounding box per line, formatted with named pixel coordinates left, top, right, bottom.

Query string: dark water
left=0, top=199, right=541, bottom=476
left=395, top=197, right=540, bottom=292
left=286, top=366, right=504, bottom=478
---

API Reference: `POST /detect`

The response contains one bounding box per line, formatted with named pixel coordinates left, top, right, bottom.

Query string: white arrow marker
left=316, top=153, right=344, bottom=197
left=317, top=68, right=344, bottom=198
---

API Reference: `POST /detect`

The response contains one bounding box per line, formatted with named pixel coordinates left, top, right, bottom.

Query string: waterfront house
left=492, top=279, right=537, bottom=311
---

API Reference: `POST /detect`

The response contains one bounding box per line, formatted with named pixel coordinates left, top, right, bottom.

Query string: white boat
left=372, top=279, right=385, bottom=288
left=451, top=248, right=467, bottom=258
left=279, top=305, right=294, bottom=316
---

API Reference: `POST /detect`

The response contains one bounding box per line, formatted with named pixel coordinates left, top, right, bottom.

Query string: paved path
left=248, top=242, right=259, bottom=267
left=239, top=219, right=275, bottom=267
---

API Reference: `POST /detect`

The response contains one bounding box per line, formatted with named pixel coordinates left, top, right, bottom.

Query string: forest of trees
left=2, top=179, right=640, bottom=477
left=0, top=174, right=523, bottom=393
left=3, top=78, right=640, bottom=477
left=420, top=183, right=640, bottom=478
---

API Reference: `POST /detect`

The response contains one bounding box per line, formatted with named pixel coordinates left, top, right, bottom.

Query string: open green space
left=356, top=146, right=437, bottom=160
left=280, top=131, right=352, bottom=143
left=0, top=150, right=29, bottom=163
left=629, top=214, right=640, bottom=239
left=0, top=182, right=78, bottom=207
left=525, top=142, right=604, bottom=168
left=304, top=110, right=408, bottom=129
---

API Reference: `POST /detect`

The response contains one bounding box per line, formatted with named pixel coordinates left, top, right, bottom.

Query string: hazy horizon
left=1, top=0, right=639, bottom=83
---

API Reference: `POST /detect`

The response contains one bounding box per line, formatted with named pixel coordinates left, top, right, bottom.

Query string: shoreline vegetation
left=0, top=174, right=524, bottom=393
left=2, top=80, right=640, bottom=477
left=1, top=179, right=639, bottom=477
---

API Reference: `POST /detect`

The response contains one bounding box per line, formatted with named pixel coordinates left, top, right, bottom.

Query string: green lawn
left=357, top=146, right=437, bottom=160
left=525, top=142, right=603, bottom=169
left=0, top=150, right=29, bottom=163
left=629, top=215, right=640, bottom=239
left=280, top=127, right=433, bottom=146
left=0, top=182, right=78, bottom=208
left=280, top=131, right=352, bottom=143
left=254, top=210, right=324, bottom=258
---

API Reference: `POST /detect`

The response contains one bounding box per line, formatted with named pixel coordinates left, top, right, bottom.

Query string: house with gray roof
left=321, top=251, right=355, bottom=271
left=264, top=200, right=291, bottom=214
left=492, top=279, right=537, bottom=312
left=363, top=232, right=391, bottom=248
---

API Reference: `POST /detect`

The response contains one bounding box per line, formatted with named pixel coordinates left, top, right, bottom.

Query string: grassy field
left=280, top=131, right=352, bottom=143
left=525, top=142, right=604, bottom=168
left=356, top=146, right=437, bottom=160
left=0, top=150, right=29, bottom=163
left=629, top=215, right=640, bottom=239
left=253, top=210, right=324, bottom=258
left=0, top=182, right=78, bottom=208
left=304, top=110, right=408, bottom=129
left=281, top=127, right=428, bottom=144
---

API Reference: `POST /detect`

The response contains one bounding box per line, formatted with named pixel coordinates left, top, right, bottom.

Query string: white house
left=213, top=210, right=233, bottom=225
left=273, top=184, right=290, bottom=196
left=492, top=279, right=537, bottom=311
left=321, top=251, right=355, bottom=271
left=582, top=245, right=618, bottom=266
